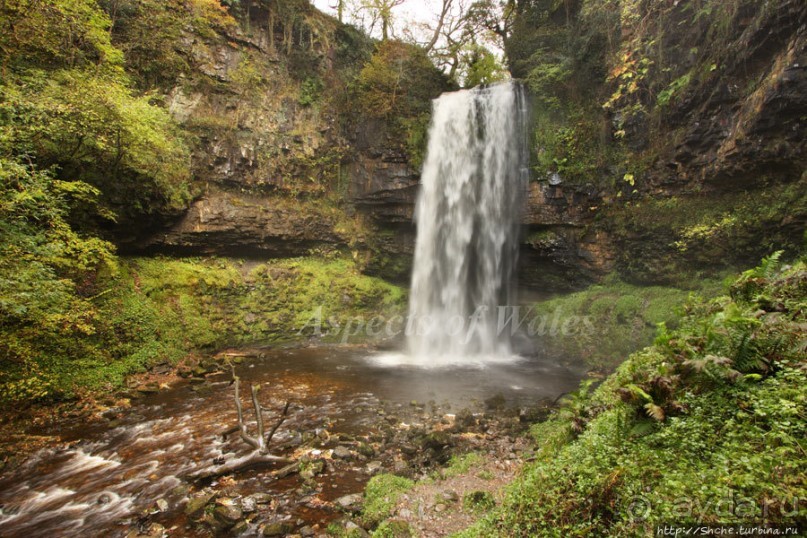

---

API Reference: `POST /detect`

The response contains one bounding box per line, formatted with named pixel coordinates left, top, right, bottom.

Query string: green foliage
left=0, top=158, right=117, bottom=403
left=531, top=105, right=616, bottom=183
left=0, top=0, right=194, bottom=220
left=528, top=276, right=721, bottom=371
left=525, top=60, right=572, bottom=109
left=400, top=112, right=431, bottom=169
left=362, top=474, right=415, bottom=527
left=458, top=259, right=807, bottom=537
left=230, top=56, right=265, bottom=92
left=107, top=0, right=237, bottom=87
left=357, top=40, right=449, bottom=120
left=1, top=69, right=191, bottom=216
left=656, top=72, right=692, bottom=107
left=371, top=520, right=413, bottom=538
left=0, top=252, right=404, bottom=404
left=441, top=452, right=485, bottom=479
left=298, top=76, right=324, bottom=107
left=461, top=45, right=507, bottom=88
left=462, top=491, right=496, bottom=513
left=351, top=39, right=449, bottom=170
left=608, top=181, right=807, bottom=282
left=0, top=0, right=125, bottom=71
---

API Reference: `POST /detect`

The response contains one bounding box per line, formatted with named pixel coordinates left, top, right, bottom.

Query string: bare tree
left=467, top=0, right=519, bottom=44
left=357, top=0, right=406, bottom=41
left=423, top=0, right=455, bottom=52
left=330, top=0, right=346, bottom=22
left=403, top=0, right=494, bottom=83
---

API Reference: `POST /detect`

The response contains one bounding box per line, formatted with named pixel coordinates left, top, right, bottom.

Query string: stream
left=0, top=345, right=583, bottom=537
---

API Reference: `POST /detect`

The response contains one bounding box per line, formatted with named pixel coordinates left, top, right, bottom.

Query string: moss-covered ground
left=456, top=255, right=806, bottom=536
left=527, top=274, right=725, bottom=371
left=0, top=255, right=405, bottom=405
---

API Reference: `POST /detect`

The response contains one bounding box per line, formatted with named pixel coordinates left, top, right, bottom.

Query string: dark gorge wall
left=125, top=0, right=443, bottom=281
left=131, top=0, right=805, bottom=291
left=510, top=0, right=806, bottom=289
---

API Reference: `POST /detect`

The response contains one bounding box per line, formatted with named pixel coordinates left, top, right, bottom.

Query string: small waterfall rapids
left=377, top=81, right=530, bottom=367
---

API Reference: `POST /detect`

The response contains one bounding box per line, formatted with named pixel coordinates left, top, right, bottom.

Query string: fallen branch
left=188, top=365, right=295, bottom=481
left=189, top=450, right=292, bottom=481
left=266, top=400, right=290, bottom=445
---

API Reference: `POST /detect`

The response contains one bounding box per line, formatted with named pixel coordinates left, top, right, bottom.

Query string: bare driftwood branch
left=219, top=425, right=239, bottom=439
left=189, top=366, right=294, bottom=481
left=234, top=375, right=261, bottom=450
left=189, top=450, right=291, bottom=481
left=251, top=384, right=265, bottom=451
left=266, top=400, right=290, bottom=445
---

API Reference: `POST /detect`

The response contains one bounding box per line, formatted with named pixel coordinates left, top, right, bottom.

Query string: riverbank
left=453, top=257, right=807, bottom=536
left=0, top=345, right=580, bottom=537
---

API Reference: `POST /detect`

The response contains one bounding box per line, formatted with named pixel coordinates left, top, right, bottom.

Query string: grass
left=456, top=257, right=807, bottom=537
left=362, top=474, right=416, bottom=528
left=602, top=180, right=807, bottom=284
left=527, top=274, right=724, bottom=371
left=441, top=453, right=485, bottom=479
left=462, top=491, right=496, bottom=514
left=0, top=254, right=405, bottom=404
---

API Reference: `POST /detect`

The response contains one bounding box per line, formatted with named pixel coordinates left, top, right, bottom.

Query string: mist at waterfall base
left=373, top=82, right=531, bottom=368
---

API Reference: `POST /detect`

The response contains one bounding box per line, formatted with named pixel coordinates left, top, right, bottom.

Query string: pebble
left=334, top=493, right=363, bottom=512
left=332, top=446, right=353, bottom=460
left=366, top=461, right=383, bottom=474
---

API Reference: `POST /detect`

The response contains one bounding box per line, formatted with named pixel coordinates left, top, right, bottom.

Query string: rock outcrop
left=138, top=190, right=344, bottom=257
left=132, top=0, right=805, bottom=292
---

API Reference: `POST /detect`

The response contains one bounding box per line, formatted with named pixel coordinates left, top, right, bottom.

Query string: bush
left=458, top=258, right=807, bottom=537
left=529, top=277, right=719, bottom=371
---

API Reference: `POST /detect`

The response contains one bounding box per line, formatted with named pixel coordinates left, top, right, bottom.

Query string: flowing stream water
left=0, top=347, right=581, bottom=537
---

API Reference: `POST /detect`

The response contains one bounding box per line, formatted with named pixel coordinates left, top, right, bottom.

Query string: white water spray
left=376, top=82, right=529, bottom=367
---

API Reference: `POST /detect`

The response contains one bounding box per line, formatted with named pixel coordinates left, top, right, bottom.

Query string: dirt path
left=386, top=433, right=530, bottom=537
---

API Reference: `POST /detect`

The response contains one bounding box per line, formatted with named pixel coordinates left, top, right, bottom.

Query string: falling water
left=396, top=82, right=530, bottom=365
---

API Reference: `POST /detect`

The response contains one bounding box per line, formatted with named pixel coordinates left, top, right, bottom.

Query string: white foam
left=53, top=451, right=120, bottom=479
left=368, top=352, right=524, bottom=369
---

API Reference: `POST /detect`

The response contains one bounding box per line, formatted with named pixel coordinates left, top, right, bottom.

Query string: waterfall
left=401, top=81, right=529, bottom=365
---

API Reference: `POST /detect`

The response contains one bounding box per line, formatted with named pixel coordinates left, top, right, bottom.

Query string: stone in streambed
left=232, top=519, right=249, bottom=534
left=263, top=520, right=295, bottom=536
left=300, top=458, right=325, bottom=479
left=248, top=492, right=274, bottom=505
left=185, top=492, right=216, bottom=518
left=366, top=461, right=383, bottom=475
left=419, top=431, right=452, bottom=451
left=334, top=493, right=364, bottom=512
left=154, top=498, right=168, bottom=512
left=125, top=522, right=165, bottom=538
left=213, top=504, right=242, bottom=528
left=356, top=442, right=375, bottom=457
left=240, top=496, right=257, bottom=513
left=137, top=382, right=160, bottom=394
left=345, top=520, right=370, bottom=536
left=332, top=446, right=353, bottom=460
left=274, top=461, right=300, bottom=478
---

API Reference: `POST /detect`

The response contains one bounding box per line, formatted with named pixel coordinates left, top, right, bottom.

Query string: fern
left=741, top=250, right=784, bottom=280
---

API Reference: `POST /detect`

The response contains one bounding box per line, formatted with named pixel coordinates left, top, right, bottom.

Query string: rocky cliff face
left=125, top=1, right=441, bottom=274
left=131, top=0, right=805, bottom=292
left=141, top=190, right=344, bottom=257
left=510, top=0, right=806, bottom=288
